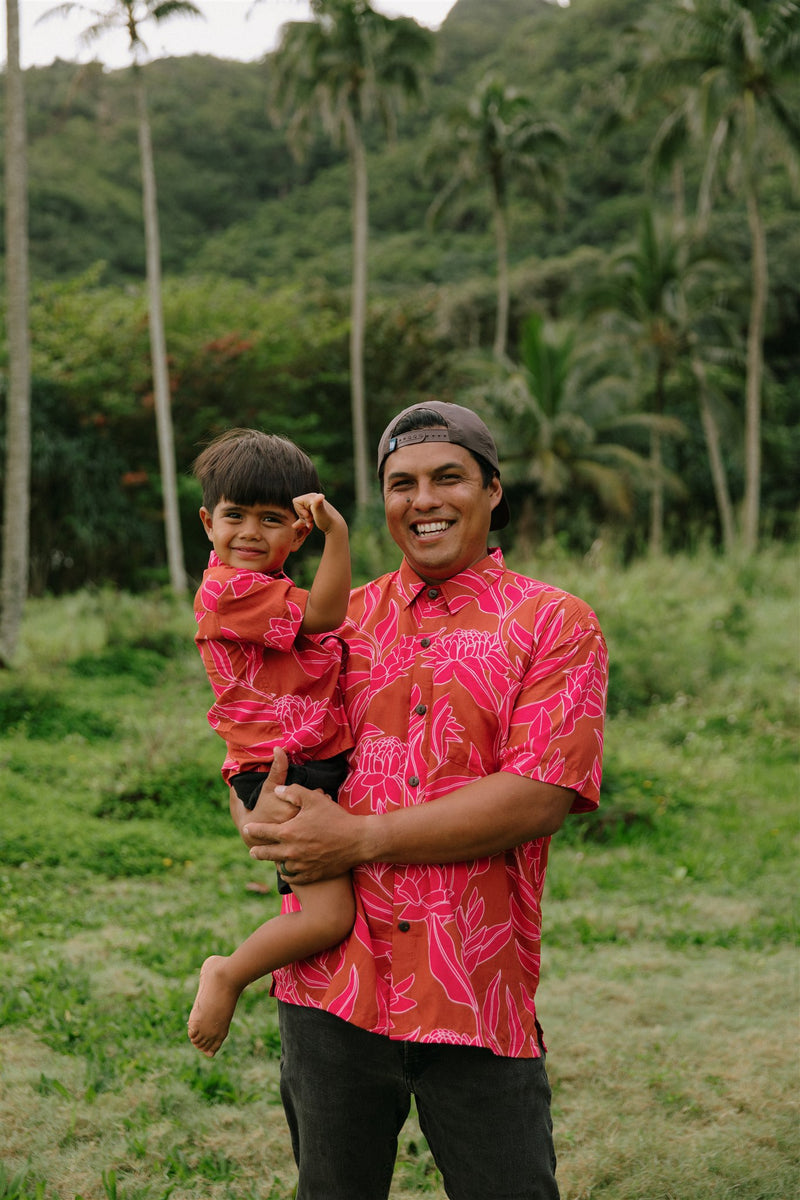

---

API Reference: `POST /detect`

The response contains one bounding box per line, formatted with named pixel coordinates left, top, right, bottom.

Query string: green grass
left=0, top=547, right=797, bottom=1199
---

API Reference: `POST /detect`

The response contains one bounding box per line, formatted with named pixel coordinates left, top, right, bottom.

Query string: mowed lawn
left=1, top=546, right=797, bottom=1200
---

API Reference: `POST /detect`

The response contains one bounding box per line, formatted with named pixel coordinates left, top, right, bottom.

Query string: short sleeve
left=196, top=567, right=308, bottom=652
left=500, top=608, right=608, bottom=813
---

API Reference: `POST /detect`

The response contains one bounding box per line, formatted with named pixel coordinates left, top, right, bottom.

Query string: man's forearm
left=357, top=773, right=575, bottom=866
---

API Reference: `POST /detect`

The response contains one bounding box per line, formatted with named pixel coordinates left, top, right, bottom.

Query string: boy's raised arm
left=293, top=493, right=351, bottom=634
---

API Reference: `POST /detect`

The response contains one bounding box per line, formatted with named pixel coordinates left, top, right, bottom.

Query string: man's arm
left=242, top=753, right=575, bottom=884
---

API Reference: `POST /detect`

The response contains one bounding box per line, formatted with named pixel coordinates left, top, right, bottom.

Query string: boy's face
left=200, top=498, right=309, bottom=573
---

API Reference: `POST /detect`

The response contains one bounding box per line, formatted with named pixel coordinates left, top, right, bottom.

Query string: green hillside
left=0, top=0, right=798, bottom=592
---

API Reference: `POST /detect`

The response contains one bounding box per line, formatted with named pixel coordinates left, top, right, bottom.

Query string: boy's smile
left=200, top=499, right=308, bottom=573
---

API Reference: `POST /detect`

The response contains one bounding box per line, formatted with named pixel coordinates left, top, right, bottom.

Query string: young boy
left=187, top=428, right=355, bottom=1057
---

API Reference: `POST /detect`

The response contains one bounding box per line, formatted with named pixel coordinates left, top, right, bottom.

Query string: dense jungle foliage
left=0, top=0, right=798, bottom=593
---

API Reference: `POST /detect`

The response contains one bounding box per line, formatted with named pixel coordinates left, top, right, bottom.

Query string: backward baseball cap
left=377, top=401, right=510, bottom=531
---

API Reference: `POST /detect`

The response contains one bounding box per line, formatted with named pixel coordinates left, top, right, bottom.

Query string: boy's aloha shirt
left=194, top=551, right=352, bottom=781
left=272, top=548, right=608, bottom=1058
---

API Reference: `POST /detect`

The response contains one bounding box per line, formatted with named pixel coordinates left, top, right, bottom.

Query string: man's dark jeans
left=277, top=1001, right=560, bottom=1200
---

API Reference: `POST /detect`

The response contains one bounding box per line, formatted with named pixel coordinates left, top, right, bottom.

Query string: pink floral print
left=273, top=549, right=607, bottom=1058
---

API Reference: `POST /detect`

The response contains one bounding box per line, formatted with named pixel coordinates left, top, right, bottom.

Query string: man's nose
left=411, top=479, right=441, bottom=509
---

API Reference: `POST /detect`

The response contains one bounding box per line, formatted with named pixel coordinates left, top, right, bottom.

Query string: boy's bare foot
left=187, top=955, right=242, bottom=1057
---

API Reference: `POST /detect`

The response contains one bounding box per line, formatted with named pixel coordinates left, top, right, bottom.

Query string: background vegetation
left=0, top=1, right=798, bottom=1195
left=0, top=0, right=798, bottom=594
left=0, top=545, right=797, bottom=1198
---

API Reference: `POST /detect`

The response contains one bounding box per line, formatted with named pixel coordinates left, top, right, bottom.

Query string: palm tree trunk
left=697, top=116, right=729, bottom=235
left=742, top=171, right=766, bottom=556
left=671, top=160, right=686, bottom=239
left=343, top=107, right=371, bottom=517
left=692, top=358, right=737, bottom=554
left=493, top=199, right=510, bottom=360
left=0, top=0, right=31, bottom=666
left=136, top=67, right=187, bottom=595
left=649, top=429, right=663, bottom=555
left=649, top=362, right=667, bottom=555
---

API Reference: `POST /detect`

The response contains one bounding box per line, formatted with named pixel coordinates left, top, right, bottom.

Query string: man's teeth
left=414, top=521, right=450, bottom=535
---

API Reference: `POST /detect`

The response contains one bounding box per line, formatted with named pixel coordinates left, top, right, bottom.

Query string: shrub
left=0, top=684, right=116, bottom=740
left=95, top=761, right=231, bottom=837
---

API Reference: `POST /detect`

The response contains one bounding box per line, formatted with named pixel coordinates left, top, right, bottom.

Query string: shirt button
left=420, top=637, right=431, bottom=648
left=427, top=587, right=439, bottom=599
left=414, top=703, right=427, bottom=715
left=398, top=921, right=411, bottom=933
left=408, top=776, right=419, bottom=787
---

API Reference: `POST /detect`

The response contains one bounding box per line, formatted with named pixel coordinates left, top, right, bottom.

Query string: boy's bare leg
left=188, top=873, right=355, bottom=1057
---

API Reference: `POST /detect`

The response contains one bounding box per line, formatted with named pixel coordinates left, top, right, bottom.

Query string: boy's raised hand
left=292, top=492, right=345, bottom=536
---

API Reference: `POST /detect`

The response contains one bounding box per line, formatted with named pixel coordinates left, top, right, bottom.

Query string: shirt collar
left=396, top=546, right=506, bottom=613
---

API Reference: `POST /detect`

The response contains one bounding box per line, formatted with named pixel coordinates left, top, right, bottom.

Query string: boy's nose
left=241, top=517, right=262, bottom=538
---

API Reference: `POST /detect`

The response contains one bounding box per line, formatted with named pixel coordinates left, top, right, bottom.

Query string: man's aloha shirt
left=273, top=548, right=608, bottom=1058
left=194, top=551, right=352, bottom=781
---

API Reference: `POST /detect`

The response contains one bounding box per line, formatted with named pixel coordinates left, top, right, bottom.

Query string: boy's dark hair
left=193, top=429, right=321, bottom=512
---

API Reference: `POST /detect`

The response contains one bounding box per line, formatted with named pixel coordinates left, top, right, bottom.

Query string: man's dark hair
left=381, top=408, right=496, bottom=487
left=193, top=428, right=320, bottom=512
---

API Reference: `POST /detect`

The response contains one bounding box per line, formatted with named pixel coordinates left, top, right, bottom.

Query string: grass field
left=1, top=545, right=797, bottom=1199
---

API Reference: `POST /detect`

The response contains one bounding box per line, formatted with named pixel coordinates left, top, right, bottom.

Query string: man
left=237, top=402, right=608, bottom=1199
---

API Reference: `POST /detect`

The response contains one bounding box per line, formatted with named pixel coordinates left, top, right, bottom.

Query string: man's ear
left=199, top=507, right=214, bottom=542
left=488, top=476, right=503, bottom=516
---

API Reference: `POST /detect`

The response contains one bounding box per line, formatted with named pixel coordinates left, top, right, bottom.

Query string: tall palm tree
left=633, top=0, right=800, bottom=553
left=43, top=1, right=202, bottom=594
left=475, top=313, right=668, bottom=547
left=584, top=207, right=730, bottom=554
left=0, top=0, right=31, bottom=666
left=427, top=74, right=567, bottom=361
left=268, top=0, right=434, bottom=515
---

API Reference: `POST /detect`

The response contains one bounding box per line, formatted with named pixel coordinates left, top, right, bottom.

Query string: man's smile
left=411, top=520, right=453, bottom=538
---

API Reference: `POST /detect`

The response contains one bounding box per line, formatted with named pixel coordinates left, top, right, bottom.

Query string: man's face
left=199, top=498, right=307, bottom=573
left=382, top=439, right=502, bottom=582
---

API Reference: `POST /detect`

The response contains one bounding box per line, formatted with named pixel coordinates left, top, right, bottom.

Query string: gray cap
left=377, top=401, right=510, bottom=531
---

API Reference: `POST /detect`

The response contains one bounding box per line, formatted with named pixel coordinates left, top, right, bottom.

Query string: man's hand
left=244, top=781, right=364, bottom=884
